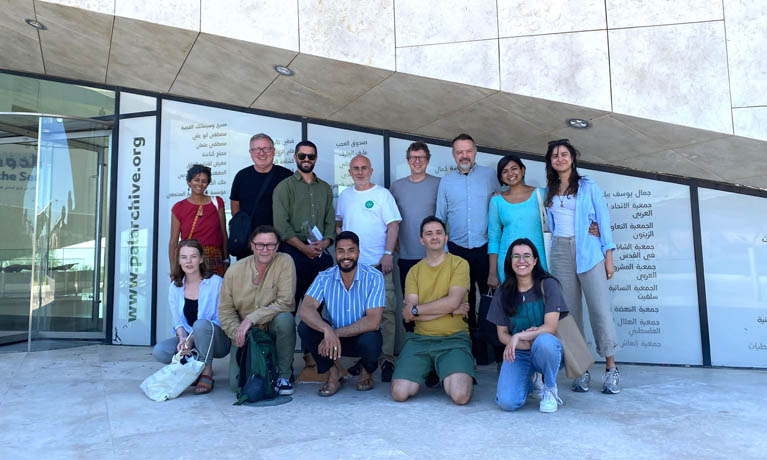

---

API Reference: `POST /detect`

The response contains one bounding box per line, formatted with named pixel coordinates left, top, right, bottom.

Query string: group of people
left=152, top=132, right=621, bottom=413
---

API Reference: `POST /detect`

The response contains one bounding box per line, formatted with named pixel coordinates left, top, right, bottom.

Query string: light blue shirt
left=545, top=177, right=616, bottom=273
left=168, top=275, right=223, bottom=334
left=305, top=263, right=385, bottom=329
left=436, top=164, right=500, bottom=249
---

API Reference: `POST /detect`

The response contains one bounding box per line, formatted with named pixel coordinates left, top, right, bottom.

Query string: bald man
left=335, top=155, right=401, bottom=382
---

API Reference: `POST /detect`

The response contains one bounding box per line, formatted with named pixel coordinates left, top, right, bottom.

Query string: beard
left=338, top=258, right=358, bottom=273
left=457, top=161, right=473, bottom=173
left=297, top=161, right=315, bottom=173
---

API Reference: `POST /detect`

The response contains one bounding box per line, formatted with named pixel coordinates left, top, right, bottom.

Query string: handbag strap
left=186, top=319, right=216, bottom=363
left=187, top=204, right=204, bottom=240
left=535, top=188, right=550, bottom=233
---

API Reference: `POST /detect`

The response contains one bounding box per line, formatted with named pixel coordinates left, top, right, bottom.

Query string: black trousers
left=447, top=241, right=489, bottom=332
left=281, top=244, right=334, bottom=307
left=397, top=257, right=421, bottom=298
left=297, top=321, right=382, bottom=374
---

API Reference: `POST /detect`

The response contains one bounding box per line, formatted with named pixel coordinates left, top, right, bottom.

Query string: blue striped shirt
left=305, top=263, right=385, bottom=329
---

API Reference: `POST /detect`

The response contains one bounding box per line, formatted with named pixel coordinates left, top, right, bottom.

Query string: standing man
left=218, top=226, right=297, bottom=395
left=230, top=133, right=292, bottom=258
left=391, top=216, right=473, bottom=405
left=273, top=140, right=335, bottom=307
left=389, top=142, right=441, bottom=296
left=436, top=133, right=499, bottom=346
left=335, top=155, right=401, bottom=382
left=298, top=231, right=384, bottom=396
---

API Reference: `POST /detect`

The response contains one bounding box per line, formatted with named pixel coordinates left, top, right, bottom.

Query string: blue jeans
left=496, top=333, right=562, bottom=411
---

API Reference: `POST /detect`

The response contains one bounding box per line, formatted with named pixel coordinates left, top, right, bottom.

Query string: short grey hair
left=249, top=133, right=274, bottom=146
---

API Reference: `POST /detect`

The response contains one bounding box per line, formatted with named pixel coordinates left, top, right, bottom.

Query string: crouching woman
left=486, top=238, right=569, bottom=413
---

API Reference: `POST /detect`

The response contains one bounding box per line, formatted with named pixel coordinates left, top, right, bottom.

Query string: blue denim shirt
left=545, top=177, right=616, bottom=273
left=436, top=164, right=500, bottom=249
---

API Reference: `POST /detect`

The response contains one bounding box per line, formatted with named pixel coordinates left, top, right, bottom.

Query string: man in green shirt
left=272, top=140, right=336, bottom=307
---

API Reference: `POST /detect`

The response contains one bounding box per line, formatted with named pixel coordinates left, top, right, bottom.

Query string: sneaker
left=529, top=372, right=544, bottom=399
left=381, top=360, right=395, bottom=383
left=539, top=386, right=563, bottom=413
left=602, top=367, right=621, bottom=394
left=571, top=370, right=591, bottom=392
left=424, top=370, right=440, bottom=388
left=276, top=377, right=294, bottom=396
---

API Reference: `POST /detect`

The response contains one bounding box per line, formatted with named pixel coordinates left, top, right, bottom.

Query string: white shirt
left=336, top=185, right=402, bottom=266
left=551, top=194, right=576, bottom=237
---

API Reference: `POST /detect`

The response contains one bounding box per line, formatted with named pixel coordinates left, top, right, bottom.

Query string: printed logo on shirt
left=365, top=200, right=374, bottom=209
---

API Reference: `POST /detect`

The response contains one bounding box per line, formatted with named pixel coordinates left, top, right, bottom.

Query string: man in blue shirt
left=297, top=231, right=385, bottom=396
left=436, top=134, right=500, bottom=351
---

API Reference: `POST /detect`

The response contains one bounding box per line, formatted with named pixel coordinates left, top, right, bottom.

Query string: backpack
left=234, top=328, right=279, bottom=405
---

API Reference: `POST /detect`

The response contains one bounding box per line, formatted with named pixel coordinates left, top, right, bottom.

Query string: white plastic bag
left=140, top=332, right=211, bottom=402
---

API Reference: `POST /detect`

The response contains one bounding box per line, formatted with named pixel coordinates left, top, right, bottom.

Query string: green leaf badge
left=365, top=200, right=374, bottom=209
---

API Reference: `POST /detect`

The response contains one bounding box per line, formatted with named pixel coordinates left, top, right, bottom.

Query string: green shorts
left=392, top=331, right=475, bottom=384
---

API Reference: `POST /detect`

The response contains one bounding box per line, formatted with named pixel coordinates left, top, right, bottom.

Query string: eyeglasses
left=548, top=139, right=571, bottom=147
left=296, top=153, right=317, bottom=161
left=250, top=147, right=274, bottom=154
left=408, top=155, right=428, bottom=163
left=253, top=243, right=278, bottom=251
left=511, top=253, right=535, bottom=261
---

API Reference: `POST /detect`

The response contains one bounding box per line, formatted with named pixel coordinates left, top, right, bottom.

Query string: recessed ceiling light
left=567, top=118, right=590, bottom=129
left=273, top=65, right=294, bottom=77
left=25, top=18, right=47, bottom=30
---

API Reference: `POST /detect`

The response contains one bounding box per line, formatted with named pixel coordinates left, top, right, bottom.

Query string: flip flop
left=195, top=375, right=214, bottom=395
left=356, top=372, right=374, bottom=391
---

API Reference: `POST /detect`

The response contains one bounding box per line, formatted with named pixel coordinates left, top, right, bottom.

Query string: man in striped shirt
left=297, top=231, right=385, bottom=396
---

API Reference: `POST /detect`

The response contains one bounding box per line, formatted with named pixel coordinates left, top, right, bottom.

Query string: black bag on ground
left=478, top=290, right=503, bottom=348
left=234, top=328, right=279, bottom=405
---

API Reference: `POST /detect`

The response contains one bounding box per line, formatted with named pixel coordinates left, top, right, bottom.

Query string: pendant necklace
left=558, top=194, right=566, bottom=207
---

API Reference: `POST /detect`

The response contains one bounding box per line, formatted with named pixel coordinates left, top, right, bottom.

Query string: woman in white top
left=152, top=239, right=231, bottom=394
left=543, top=139, right=621, bottom=395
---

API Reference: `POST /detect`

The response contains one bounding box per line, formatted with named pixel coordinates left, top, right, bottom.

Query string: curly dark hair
left=186, top=164, right=212, bottom=183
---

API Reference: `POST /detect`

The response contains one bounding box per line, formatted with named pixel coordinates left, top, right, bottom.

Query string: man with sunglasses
left=218, top=225, right=297, bottom=395
left=230, top=133, right=292, bottom=258
left=273, top=140, right=335, bottom=307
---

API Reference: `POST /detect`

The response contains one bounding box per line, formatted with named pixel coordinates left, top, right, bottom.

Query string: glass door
left=0, top=113, right=112, bottom=352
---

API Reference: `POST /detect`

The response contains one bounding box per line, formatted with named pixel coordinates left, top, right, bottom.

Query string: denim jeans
left=496, top=333, right=562, bottom=411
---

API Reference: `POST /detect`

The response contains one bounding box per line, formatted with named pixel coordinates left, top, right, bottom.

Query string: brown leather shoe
left=356, top=368, right=375, bottom=391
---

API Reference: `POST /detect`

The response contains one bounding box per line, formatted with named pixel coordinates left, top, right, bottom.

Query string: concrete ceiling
left=1, top=0, right=765, bottom=189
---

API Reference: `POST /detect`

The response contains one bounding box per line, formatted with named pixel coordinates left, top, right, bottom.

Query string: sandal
left=356, top=370, right=374, bottom=392
left=195, top=374, right=214, bottom=395
left=189, top=376, right=200, bottom=387
left=318, top=376, right=343, bottom=397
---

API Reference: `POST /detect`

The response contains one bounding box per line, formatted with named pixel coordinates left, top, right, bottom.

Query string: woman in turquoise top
left=488, top=155, right=547, bottom=289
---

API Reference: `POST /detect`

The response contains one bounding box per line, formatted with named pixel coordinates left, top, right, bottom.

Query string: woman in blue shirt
left=152, top=239, right=231, bottom=394
left=544, top=139, right=621, bottom=395
left=488, top=155, right=548, bottom=289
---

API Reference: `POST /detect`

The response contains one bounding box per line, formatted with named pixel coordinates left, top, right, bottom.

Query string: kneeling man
left=298, top=231, right=384, bottom=396
left=391, top=216, right=473, bottom=405
left=219, top=225, right=297, bottom=395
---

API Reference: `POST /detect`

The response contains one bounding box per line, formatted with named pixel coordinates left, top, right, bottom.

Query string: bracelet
left=383, top=250, right=392, bottom=255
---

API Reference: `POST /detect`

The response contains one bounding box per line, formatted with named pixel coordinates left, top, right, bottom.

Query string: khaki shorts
left=392, top=331, right=475, bottom=384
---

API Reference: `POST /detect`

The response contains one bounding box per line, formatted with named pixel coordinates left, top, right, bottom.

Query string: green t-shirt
left=405, top=253, right=470, bottom=337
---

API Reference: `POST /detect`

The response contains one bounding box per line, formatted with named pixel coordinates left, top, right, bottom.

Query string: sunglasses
left=296, top=153, right=317, bottom=161
left=548, top=138, right=571, bottom=147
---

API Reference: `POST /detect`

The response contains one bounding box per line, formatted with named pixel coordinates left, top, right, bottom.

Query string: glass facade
left=0, top=71, right=764, bottom=367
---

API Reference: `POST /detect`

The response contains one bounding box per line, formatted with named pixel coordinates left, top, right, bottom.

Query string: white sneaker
left=539, top=386, right=563, bottom=413
left=529, top=372, right=544, bottom=399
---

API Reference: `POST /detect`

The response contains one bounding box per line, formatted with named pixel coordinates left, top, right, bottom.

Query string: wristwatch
left=411, top=305, right=419, bottom=317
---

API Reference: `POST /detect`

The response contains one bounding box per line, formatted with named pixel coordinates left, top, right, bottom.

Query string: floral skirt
left=203, top=245, right=226, bottom=277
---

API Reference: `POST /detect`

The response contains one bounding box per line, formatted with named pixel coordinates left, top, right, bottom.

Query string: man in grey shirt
left=436, top=133, right=500, bottom=341
left=389, top=142, right=441, bottom=297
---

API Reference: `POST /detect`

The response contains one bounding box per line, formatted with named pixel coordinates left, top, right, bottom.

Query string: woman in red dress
left=169, top=164, right=229, bottom=276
